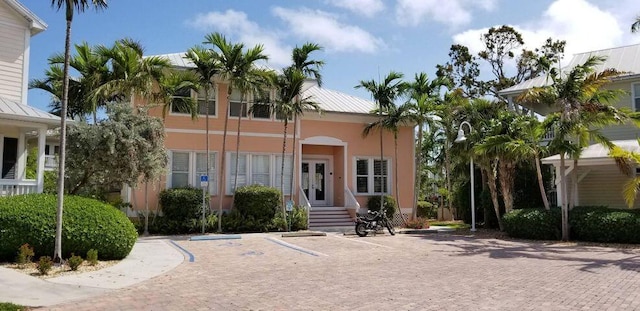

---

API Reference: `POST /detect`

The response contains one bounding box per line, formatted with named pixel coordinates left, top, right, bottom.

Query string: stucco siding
left=577, top=165, right=640, bottom=209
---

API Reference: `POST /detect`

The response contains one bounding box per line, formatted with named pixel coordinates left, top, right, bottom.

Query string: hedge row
left=503, top=206, right=640, bottom=244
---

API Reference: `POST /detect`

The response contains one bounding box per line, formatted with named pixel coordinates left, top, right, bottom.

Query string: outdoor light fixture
left=455, top=121, right=476, bottom=232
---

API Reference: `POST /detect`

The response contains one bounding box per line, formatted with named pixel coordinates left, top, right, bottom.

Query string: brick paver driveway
left=46, top=233, right=640, bottom=310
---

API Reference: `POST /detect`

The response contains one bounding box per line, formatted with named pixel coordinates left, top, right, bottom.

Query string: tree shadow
left=413, top=234, right=640, bottom=273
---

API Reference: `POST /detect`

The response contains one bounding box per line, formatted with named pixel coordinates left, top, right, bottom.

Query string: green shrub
left=159, top=187, right=206, bottom=222
left=271, top=206, right=309, bottom=232
left=502, top=208, right=561, bottom=240
left=16, top=244, right=34, bottom=265
left=417, top=201, right=437, bottom=219
left=405, top=217, right=430, bottom=229
left=134, top=211, right=219, bottom=235
left=366, top=195, right=397, bottom=219
left=570, top=206, right=640, bottom=243
left=232, top=185, right=281, bottom=232
left=0, top=302, right=26, bottom=311
left=37, top=256, right=53, bottom=275
left=0, top=194, right=137, bottom=261
left=67, top=253, right=83, bottom=271
left=86, top=249, right=98, bottom=266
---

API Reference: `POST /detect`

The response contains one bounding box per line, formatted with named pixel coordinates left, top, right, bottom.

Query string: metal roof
left=3, top=0, right=47, bottom=35
left=0, top=97, right=60, bottom=126
left=541, top=139, right=640, bottom=164
left=501, top=43, right=640, bottom=95
left=301, top=81, right=376, bottom=114
left=149, top=53, right=377, bottom=115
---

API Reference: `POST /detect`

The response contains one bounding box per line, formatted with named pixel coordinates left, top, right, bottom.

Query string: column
left=37, top=127, right=46, bottom=193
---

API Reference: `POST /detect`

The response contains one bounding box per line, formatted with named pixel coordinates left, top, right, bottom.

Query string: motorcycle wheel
left=355, top=223, right=368, bottom=237
left=385, top=220, right=396, bottom=236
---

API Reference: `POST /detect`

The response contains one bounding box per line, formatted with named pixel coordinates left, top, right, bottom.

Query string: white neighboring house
left=500, top=44, right=640, bottom=209
left=0, top=0, right=60, bottom=195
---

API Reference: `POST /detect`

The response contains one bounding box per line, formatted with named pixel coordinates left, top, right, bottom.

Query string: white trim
left=224, top=152, right=293, bottom=196
left=168, top=89, right=218, bottom=118
left=165, top=128, right=292, bottom=138
left=300, top=136, right=347, bottom=146
left=16, top=131, right=26, bottom=179
left=352, top=156, right=392, bottom=195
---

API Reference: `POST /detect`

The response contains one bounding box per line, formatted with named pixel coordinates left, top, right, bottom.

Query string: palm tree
left=50, top=0, right=108, bottom=262
left=288, top=43, right=324, bottom=206
left=405, top=73, right=450, bottom=219
left=29, top=64, right=89, bottom=120
left=356, top=72, right=407, bottom=216
left=519, top=55, right=626, bottom=240
left=363, top=104, right=412, bottom=223
left=155, top=70, right=200, bottom=119
left=184, top=45, right=221, bottom=230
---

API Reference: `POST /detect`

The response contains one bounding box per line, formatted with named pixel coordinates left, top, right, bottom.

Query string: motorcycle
left=355, top=209, right=395, bottom=237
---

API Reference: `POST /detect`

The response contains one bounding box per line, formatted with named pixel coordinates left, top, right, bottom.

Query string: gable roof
left=0, top=97, right=60, bottom=126
left=501, top=43, right=640, bottom=95
left=150, top=52, right=378, bottom=115
left=3, top=0, right=47, bottom=35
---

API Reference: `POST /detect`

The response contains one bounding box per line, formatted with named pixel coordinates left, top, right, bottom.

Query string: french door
left=301, top=160, right=328, bottom=206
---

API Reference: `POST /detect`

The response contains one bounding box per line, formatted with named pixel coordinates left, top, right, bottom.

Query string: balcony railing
left=0, top=180, right=38, bottom=196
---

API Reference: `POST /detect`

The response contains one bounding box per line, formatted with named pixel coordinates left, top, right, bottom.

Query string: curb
left=281, top=232, right=327, bottom=238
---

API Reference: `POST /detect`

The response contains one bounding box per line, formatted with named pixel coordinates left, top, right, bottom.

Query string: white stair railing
left=298, top=186, right=311, bottom=228
left=344, top=187, right=360, bottom=216
left=0, top=180, right=38, bottom=196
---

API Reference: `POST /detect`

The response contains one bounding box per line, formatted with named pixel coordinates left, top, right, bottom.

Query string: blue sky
left=21, top=0, right=640, bottom=112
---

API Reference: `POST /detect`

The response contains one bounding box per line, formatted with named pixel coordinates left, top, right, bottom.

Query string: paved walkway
left=21, top=232, right=640, bottom=311
left=0, top=238, right=184, bottom=307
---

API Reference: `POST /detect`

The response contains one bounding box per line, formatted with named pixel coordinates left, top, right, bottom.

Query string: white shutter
left=252, top=155, right=270, bottom=186
left=171, top=152, right=190, bottom=188
left=196, top=152, right=217, bottom=194
left=275, top=155, right=292, bottom=195
left=227, top=153, right=247, bottom=194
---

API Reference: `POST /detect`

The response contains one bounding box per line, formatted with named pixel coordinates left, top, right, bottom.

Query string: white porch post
left=16, top=130, right=27, bottom=180
left=555, top=165, right=563, bottom=207
left=37, top=127, right=46, bottom=193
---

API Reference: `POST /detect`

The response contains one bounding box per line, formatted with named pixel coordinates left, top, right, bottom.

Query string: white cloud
left=452, top=0, right=637, bottom=66
left=325, top=0, right=385, bottom=18
left=272, top=7, right=383, bottom=54
left=395, top=0, right=498, bottom=28
left=188, top=10, right=292, bottom=67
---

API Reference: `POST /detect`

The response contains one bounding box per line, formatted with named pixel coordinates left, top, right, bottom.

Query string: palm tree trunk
left=412, top=125, right=423, bottom=220
left=481, top=169, right=490, bottom=225
left=559, top=152, right=569, bottom=241
left=394, top=134, right=406, bottom=225
left=217, top=92, right=231, bottom=233
left=484, top=163, right=504, bottom=231
left=498, top=161, right=515, bottom=213
left=204, top=88, right=211, bottom=219
left=444, top=140, right=453, bottom=220
left=144, top=182, right=149, bottom=235
left=569, top=158, right=578, bottom=210
left=54, top=18, right=73, bottom=262
left=289, top=114, right=297, bottom=205
left=281, top=120, right=288, bottom=229
left=379, top=114, right=384, bottom=215
left=232, top=100, right=244, bottom=199
left=535, top=156, right=550, bottom=210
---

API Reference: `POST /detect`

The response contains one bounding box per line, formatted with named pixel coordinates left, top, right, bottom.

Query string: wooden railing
left=0, top=180, right=38, bottom=196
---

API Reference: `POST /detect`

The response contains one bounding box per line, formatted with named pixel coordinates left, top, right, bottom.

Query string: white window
left=229, top=89, right=248, bottom=118
left=633, top=83, right=640, bottom=111
left=169, top=151, right=217, bottom=194
left=170, top=88, right=192, bottom=114
left=252, top=91, right=272, bottom=119
left=226, top=153, right=292, bottom=195
left=354, top=157, right=390, bottom=195
left=275, top=155, right=293, bottom=195
left=171, top=152, right=190, bottom=188
left=196, top=153, right=217, bottom=194
left=196, top=89, right=216, bottom=116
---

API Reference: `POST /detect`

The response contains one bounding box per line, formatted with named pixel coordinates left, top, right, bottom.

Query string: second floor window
left=171, top=88, right=216, bottom=116
left=197, top=89, right=216, bottom=116
left=229, top=89, right=248, bottom=118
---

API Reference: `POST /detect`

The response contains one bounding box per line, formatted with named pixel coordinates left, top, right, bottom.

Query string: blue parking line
left=265, top=237, right=326, bottom=257
left=169, top=240, right=195, bottom=262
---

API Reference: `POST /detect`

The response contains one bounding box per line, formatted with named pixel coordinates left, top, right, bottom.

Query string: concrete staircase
left=309, top=206, right=354, bottom=231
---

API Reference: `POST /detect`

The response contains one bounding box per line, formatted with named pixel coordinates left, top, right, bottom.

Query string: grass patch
left=428, top=221, right=470, bottom=230
left=0, top=302, right=26, bottom=311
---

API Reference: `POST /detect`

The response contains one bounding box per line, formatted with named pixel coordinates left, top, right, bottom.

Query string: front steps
left=309, top=206, right=354, bottom=231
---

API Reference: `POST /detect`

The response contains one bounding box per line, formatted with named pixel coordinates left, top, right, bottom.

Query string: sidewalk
left=0, top=238, right=184, bottom=307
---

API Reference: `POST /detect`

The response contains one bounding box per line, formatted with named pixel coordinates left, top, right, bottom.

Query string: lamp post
left=454, top=121, right=476, bottom=232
